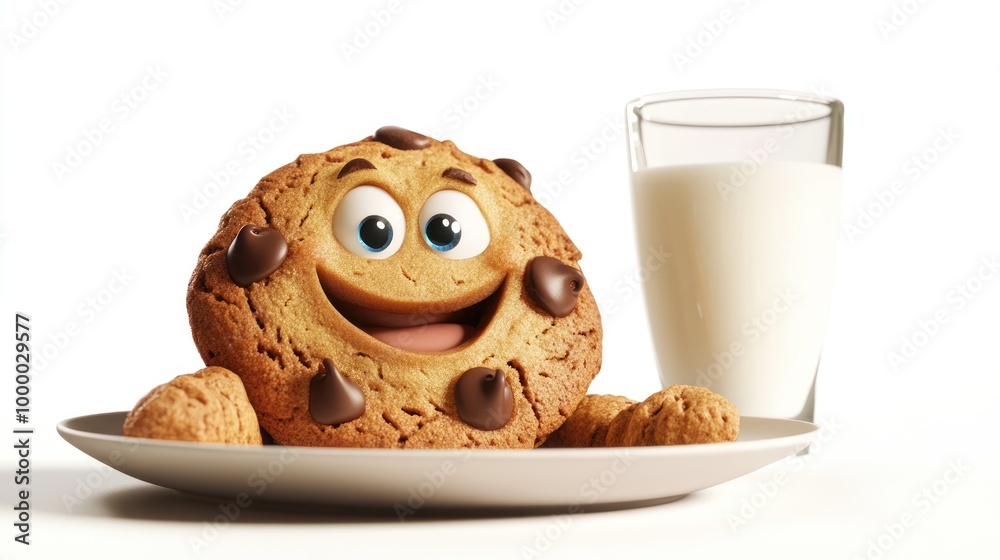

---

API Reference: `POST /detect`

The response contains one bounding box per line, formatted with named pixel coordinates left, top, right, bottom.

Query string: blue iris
left=424, top=213, right=462, bottom=251
left=357, top=215, right=392, bottom=252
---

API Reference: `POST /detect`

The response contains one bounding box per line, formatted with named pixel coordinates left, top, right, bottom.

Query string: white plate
left=58, top=412, right=817, bottom=512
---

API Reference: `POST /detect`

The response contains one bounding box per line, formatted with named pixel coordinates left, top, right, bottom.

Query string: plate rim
left=58, top=410, right=819, bottom=459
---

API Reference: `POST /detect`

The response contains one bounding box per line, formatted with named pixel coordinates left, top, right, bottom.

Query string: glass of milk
left=625, top=89, right=843, bottom=421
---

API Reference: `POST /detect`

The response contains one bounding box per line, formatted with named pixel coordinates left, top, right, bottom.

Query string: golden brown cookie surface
left=542, top=394, right=637, bottom=448
left=123, top=367, right=262, bottom=445
left=187, top=127, right=602, bottom=448
left=604, top=385, right=739, bottom=446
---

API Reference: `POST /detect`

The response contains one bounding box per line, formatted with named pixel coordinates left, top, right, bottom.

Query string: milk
left=631, top=162, right=841, bottom=418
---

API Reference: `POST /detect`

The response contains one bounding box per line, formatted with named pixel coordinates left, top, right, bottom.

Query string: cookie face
left=187, top=127, right=602, bottom=448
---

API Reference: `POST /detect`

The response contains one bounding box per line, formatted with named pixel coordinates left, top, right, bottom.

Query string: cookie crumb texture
left=542, top=394, right=637, bottom=448
left=604, top=385, right=740, bottom=446
left=123, top=367, right=262, bottom=445
left=186, top=132, right=602, bottom=449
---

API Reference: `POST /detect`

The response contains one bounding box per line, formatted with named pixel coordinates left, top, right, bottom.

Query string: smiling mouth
left=318, top=270, right=503, bottom=353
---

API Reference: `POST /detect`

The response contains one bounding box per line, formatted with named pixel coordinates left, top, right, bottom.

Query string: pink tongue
left=362, top=323, right=474, bottom=352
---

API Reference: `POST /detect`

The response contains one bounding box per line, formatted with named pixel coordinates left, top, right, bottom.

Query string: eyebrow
left=338, top=158, right=377, bottom=178
left=442, top=167, right=477, bottom=186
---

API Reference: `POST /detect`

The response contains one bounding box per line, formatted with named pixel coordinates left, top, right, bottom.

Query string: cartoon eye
left=419, top=190, right=490, bottom=259
left=332, top=186, right=405, bottom=259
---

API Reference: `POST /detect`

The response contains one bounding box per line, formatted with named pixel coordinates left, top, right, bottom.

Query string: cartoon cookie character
left=124, top=126, right=739, bottom=449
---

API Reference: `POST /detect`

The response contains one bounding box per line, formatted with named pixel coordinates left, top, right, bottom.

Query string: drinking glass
left=625, top=89, right=843, bottom=420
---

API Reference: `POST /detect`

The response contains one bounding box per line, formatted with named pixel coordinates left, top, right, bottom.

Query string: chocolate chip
left=338, top=158, right=377, bottom=178
left=442, top=167, right=477, bottom=185
left=226, top=225, right=288, bottom=287
left=454, top=367, right=513, bottom=431
left=526, top=256, right=585, bottom=317
left=372, top=126, right=430, bottom=151
left=494, top=158, right=531, bottom=191
left=309, top=359, right=366, bottom=426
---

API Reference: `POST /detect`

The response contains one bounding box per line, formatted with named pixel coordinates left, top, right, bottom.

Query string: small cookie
left=542, top=394, right=637, bottom=448
left=123, top=367, right=262, bottom=445
left=604, top=385, right=739, bottom=446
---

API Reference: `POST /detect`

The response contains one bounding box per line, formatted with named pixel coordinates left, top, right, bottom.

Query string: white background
left=2, top=0, right=998, bottom=559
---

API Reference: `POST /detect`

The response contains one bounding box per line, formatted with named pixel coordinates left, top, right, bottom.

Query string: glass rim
left=626, top=88, right=843, bottom=128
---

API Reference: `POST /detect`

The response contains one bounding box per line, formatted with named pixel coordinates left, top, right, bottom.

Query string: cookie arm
left=544, top=386, right=740, bottom=448
left=123, top=367, right=263, bottom=445
left=605, top=386, right=739, bottom=446
left=541, top=394, right=636, bottom=448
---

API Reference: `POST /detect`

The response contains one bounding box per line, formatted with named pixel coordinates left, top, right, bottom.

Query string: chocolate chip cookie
left=185, top=126, right=603, bottom=448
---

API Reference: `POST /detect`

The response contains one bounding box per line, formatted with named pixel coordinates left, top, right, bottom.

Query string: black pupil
left=426, top=214, right=460, bottom=248
left=358, top=216, right=391, bottom=251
